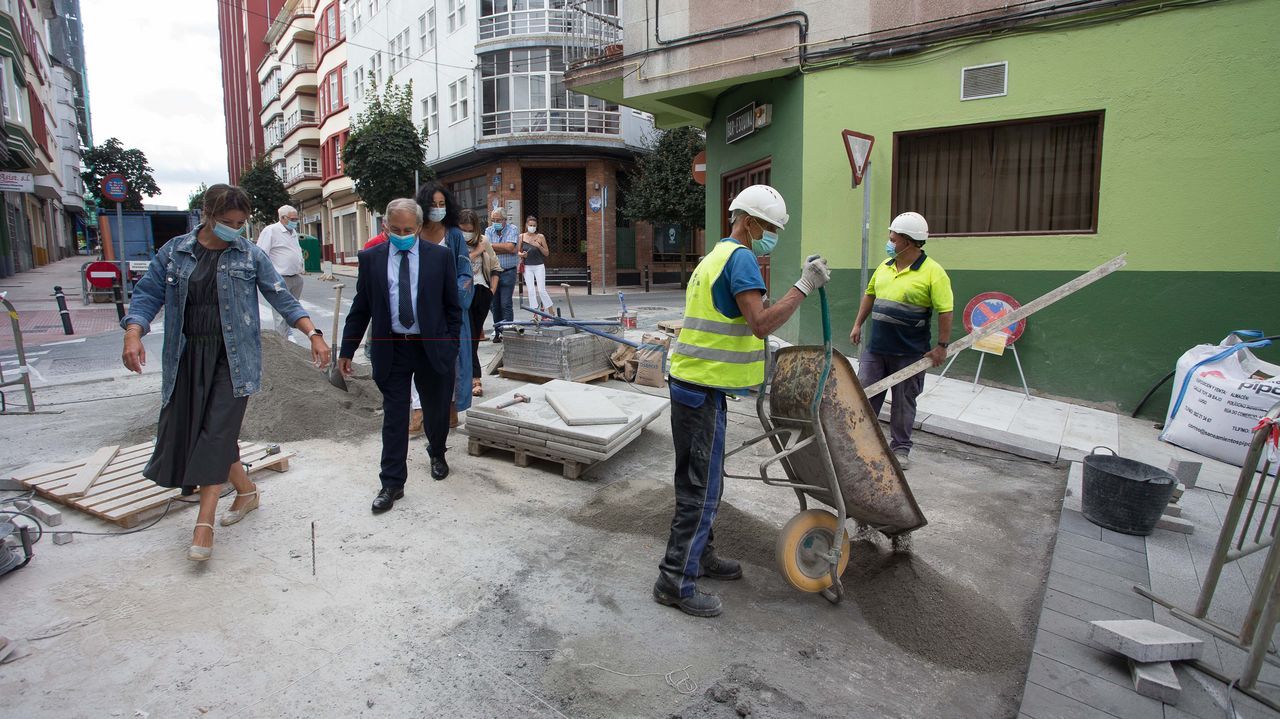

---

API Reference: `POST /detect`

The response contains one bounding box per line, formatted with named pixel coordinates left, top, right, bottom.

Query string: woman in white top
left=518, top=215, right=554, bottom=313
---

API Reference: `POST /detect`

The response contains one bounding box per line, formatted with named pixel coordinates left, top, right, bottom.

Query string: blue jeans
left=858, top=351, right=925, bottom=454
left=491, top=267, right=517, bottom=335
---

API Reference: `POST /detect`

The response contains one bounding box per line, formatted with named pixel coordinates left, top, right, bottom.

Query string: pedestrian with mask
left=462, top=208, right=499, bottom=396
left=485, top=208, right=520, bottom=342
left=256, top=205, right=305, bottom=339
left=518, top=215, right=554, bottom=314
left=849, top=212, right=953, bottom=470
left=121, top=184, right=330, bottom=560
left=654, top=184, right=830, bottom=617
left=416, top=182, right=474, bottom=430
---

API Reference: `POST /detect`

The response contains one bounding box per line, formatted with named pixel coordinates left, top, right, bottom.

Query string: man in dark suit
left=338, top=198, right=462, bottom=513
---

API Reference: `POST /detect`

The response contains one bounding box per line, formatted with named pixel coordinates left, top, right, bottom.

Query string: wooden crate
left=8, top=441, right=293, bottom=528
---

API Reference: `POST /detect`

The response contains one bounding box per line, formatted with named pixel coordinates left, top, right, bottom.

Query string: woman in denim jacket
left=120, top=184, right=331, bottom=561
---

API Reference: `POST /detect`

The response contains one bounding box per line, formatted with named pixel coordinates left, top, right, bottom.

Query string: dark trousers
left=491, top=267, right=517, bottom=336
left=858, top=351, right=925, bottom=454
left=658, top=378, right=728, bottom=597
left=375, top=339, right=451, bottom=489
left=469, top=285, right=493, bottom=376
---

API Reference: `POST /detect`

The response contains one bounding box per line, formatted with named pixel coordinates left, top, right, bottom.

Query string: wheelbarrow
left=722, top=283, right=927, bottom=604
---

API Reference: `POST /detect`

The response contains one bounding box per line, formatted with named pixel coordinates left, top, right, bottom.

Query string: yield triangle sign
left=842, top=130, right=875, bottom=186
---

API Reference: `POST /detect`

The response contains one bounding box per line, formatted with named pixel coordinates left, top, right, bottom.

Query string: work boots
left=699, top=555, right=743, bottom=580
left=652, top=581, right=722, bottom=618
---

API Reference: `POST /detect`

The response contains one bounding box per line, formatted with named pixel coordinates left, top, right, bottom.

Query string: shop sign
left=727, top=102, right=773, bottom=144
left=0, top=171, right=34, bottom=193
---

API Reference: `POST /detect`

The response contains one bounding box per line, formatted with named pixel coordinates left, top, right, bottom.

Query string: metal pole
left=644, top=265, right=650, bottom=292
left=859, top=161, right=871, bottom=306
left=600, top=186, right=608, bottom=293
left=111, top=279, right=126, bottom=321
left=114, top=203, right=124, bottom=263
left=52, top=285, right=73, bottom=334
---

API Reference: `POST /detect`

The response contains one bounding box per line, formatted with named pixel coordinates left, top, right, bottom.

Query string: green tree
left=343, top=78, right=431, bottom=215
left=80, top=137, right=162, bottom=211
left=622, top=126, right=706, bottom=285
left=187, top=182, right=209, bottom=212
left=238, top=156, right=291, bottom=226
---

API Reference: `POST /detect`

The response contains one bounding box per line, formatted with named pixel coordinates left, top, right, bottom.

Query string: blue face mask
left=389, top=233, right=416, bottom=251
left=491, top=222, right=504, bottom=232
left=752, top=230, right=778, bottom=257
left=213, top=222, right=244, bottom=244
left=428, top=208, right=447, bottom=223
left=885, top=240, right=898, bottom=258
left=286, top=220, right=298, bottom=231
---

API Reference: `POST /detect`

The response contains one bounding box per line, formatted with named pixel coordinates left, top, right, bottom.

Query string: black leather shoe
left=371, top=488, right=404, bottom=513
left=492, top=334, right=503, bottom=344
left=430, top=457, right=449, bottom=481
left=652, top=581, right=722, bottom=618
left=699, top=555, right=743, bottom=580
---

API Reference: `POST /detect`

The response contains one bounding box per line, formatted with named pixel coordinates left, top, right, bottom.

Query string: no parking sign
left=963, top=292, right=1026, bottom=345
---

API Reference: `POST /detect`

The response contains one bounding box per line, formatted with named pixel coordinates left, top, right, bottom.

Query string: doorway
left=721, top=158, right=773, bottom=287
left=523, top=167, right=587, bottom=270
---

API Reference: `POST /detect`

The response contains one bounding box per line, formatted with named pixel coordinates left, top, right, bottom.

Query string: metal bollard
left=111, top=280, right=126, bottom=321
left=52, top=285, right=73, bottom=335
left=586, top=266, right=593, bottom=296
left=644, top=265, right=650, bottom=292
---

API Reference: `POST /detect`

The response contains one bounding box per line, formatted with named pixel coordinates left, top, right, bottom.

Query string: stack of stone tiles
left=501, top=325, right=621, bottom=381
left=465, top=380, right=669, bottom=476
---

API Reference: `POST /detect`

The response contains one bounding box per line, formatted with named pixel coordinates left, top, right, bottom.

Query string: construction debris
left=1129, top=659, right=1181, bottom=703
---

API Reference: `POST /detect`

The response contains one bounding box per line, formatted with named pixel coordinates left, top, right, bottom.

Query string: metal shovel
left=326, top=283, right=348, bottom=391
left=560, top=283, right=575, bottom=318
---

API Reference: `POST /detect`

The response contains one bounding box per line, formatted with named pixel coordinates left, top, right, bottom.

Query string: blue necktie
left=397, top=249, right=414, bottom=331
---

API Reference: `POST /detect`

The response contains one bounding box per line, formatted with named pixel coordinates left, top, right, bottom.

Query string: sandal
left=472, top=380, right=484, bottom=397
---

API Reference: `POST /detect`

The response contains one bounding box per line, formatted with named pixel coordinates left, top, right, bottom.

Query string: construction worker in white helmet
left=849, top=211, right=954, bottom=470
left=654, top=184, right=831, bottom=618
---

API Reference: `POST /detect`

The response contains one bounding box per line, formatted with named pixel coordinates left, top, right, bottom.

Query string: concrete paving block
left=1019, top=681, right=1115, bottom=719
left=544, top=390, right=629, bottom=426
left=1059, top=508, right=1102, bottom=540
left=1099, top=528, right=1147, bottom=552
left=0, top=478, right=27, bottom=490
left=52, top=531, right=72, bottom=545
left=1047, top=571, right=1154, bottom=620
left=1128, top=659, right=1180, bottom=704
left=1055, top=544, right=1149, bottom=582
left=1033, top=628, right=1132, bottom=690
left=1163, top=504, right=1182, bottom=518
left=1089, top=619, right=1203, bottom=662
left=1027, top=654, right=1163, bottom=719
left=919, top=413, right=1060, bottom=463
left=1155, top=515, right=1194, bottom=534
left=24, top=500, right=62, bottom=526
left=1166, top=460, right=1201, bottom=489
left=1056, top=530, right=1148, bottom=570
left=1171, top=483, right=1186, bottom=501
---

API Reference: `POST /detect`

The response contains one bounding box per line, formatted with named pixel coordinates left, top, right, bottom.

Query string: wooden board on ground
left=657, top=319, right=683, bottom=337
left=498, top=366, right=614, bottom=385
left=467, top=435, right=591, bottom=480
left=7, top=441, right=293, bottom=527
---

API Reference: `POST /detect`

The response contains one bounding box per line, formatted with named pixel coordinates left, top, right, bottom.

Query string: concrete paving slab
left=1061, top=405, right=1121, bottom=455
left=1048, top=571, right=1154, bottom=620
left=1027, top=654, right=1164, bottom=719
left=1060, top=508, right=1103, bottom=540
left=1056, top=543, right=1150, bottom=581
left=1056, top=530, right=1149, bottom=570
left=468, top=381, right=667, bottom=447
left=544, top=390, right=629, bottom=425
left=1035, top=627, right=1134, bottom=689
left=1101, top=528, right=1148, bottom=552
left=916, top=378, right=982, bottom=420
left=1052, top=555, right=1146, bottom=596
left=1045, top=587, right=1146, bottom=623
left=1130, top=659, right=1181, bottom=704
left=1090, top=620, right=1204, bottom=662
left=921, top=413, right=1061, bottom=462
left=956, top=384, right=1026, bottom=431
left=1011, top=397, right=1072, bottom=446
left=1020, top=681, right=1116, bottom=719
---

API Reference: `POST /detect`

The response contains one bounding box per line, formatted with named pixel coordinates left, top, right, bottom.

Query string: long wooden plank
left=92, top=484, right=175, bottom=514
left=101, top=488, right=183, bottom=520
left=863, top=254, right=1127, bottom=399
left=58, top=445, right=120, bottom=498
left=11, top=460, right=82, bottom=483
left=78, top=477, right=155, bottom=508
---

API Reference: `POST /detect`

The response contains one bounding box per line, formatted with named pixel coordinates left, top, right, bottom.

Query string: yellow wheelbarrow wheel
left=775, top=509, right=852, bottom=593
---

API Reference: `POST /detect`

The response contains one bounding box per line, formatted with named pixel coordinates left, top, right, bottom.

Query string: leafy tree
left=80, top=137, right=162, bottom=211
left=343, top=77, right=432, bottom=215
left=238, top=156, right=291, bottom=226
left=187, top=182, right=208, bottom=212
left=622, top=126, right=706, bottom=285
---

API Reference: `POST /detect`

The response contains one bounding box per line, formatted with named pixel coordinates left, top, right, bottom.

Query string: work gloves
left=793, top=255, right=831, bottom=297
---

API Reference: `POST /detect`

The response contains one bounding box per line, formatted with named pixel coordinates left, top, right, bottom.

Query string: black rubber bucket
left=1081, top=446, right=1177, bottom=536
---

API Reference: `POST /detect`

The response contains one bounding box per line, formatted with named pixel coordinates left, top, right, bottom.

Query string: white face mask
left=526, top=225, right=537, bottom=233
left=462, top=231, right=476, bottom=243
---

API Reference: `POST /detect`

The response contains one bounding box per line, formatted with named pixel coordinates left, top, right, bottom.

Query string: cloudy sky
left=82, top=1, right=228, bottom=209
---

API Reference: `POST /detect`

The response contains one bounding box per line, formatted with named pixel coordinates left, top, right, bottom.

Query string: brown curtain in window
left=895, top=115, right=1099, bottom=234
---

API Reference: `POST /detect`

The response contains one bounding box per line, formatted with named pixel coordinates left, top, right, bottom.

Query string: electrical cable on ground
left=0, top=486, right=234, bottom=543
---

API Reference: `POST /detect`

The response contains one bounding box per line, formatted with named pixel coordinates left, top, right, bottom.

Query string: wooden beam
left=863, top=254, right=1128, bottom=399
left=56, top=445, right=120, bottom=498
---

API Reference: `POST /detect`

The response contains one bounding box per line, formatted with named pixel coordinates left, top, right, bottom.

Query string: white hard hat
left=889, top=212, right=929, bottom=242
left=728, top=184, right=789, bottom=229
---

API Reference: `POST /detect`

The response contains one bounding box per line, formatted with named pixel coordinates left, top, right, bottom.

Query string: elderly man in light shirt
left=257, top=204, right=306, bottom=338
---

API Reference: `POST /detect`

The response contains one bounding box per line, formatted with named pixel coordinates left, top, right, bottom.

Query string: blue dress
left=444, top=226, right=474, bottom=412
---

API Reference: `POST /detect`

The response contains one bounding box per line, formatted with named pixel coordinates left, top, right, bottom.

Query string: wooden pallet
left=8, top=441, right=293, bottom=527
left=466, top=436, right=591, bottom=480
left=497, top=366, right=614, bottom=385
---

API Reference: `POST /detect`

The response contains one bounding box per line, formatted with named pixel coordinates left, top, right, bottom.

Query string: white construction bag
left=1161, top=331, right=1280, bottom=471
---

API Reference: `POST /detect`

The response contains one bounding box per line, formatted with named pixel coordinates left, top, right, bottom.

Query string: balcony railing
left=481, top=107, right=620, bottom=137
left=284, top=163, right=321, bottom=185
left=561, top=1, right=622, bottom=68
left=479, top=7, right=575, bottom=40
left=282, top=109, right=318, bottom=137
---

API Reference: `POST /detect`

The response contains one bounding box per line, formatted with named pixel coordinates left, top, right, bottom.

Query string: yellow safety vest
left=669, top=241, right=765, bottom=390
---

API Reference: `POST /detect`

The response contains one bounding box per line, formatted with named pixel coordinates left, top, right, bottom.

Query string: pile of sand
left=121, top=332, right=383, bottom=445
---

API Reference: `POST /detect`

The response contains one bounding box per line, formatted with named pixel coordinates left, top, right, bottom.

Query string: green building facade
left=590, top=0, right=1280, bottom=416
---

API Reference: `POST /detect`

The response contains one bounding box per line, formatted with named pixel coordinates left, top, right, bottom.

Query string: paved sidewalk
left=0, top=256, right=123, bottom=350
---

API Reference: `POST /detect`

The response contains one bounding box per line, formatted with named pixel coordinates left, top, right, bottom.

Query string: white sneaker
left=894, top=451, right=911, bottom=470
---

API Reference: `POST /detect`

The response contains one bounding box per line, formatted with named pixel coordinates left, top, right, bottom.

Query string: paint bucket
left=620, top=311, right=638, bottom=329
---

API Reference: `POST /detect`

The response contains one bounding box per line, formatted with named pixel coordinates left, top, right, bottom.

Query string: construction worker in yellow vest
left=654, top=184, right=831, bottom=618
